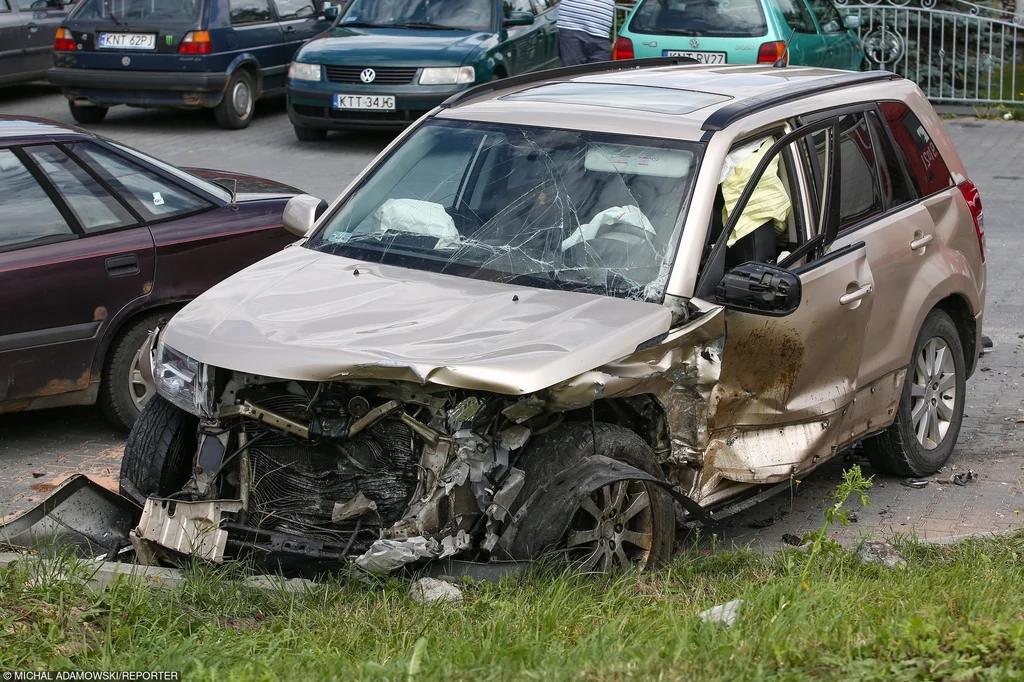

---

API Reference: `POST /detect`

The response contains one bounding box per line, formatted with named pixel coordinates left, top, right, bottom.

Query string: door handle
left=283, top=25, right=296, bottom=33
left=105, top=254, right=139, bottom=277
left=910, top=234, right=933, bottom=250
left=27, top=23, right=39, bottom=33
left=839, top=284, right=872, bottom=306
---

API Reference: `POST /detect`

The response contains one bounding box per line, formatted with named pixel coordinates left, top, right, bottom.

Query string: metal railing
left=838, top=0, right=1022, bottom=104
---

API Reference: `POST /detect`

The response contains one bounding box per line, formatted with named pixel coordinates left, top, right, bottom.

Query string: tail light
left=179, top=31, right=211, bottom=54
left=612, top=36, right=634, bottom=61
left=757, top=41, right=787, bottom=64
left=958, top=180, right=985, bottom=262
left=54, top=28, right=76, bottom=52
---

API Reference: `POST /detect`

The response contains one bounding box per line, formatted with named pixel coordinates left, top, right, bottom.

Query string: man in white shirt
left=557, top=0, right=615, bottom=65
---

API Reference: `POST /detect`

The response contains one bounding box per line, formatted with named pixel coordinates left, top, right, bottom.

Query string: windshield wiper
left=339, top=21, right=392, bottom=28
left=393, top=21, right=458, bottom=30
left=655, top=28, right=703, bottom=36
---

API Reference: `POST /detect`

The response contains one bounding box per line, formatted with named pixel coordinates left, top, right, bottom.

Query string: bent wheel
left=566, top=479, right=655, bottom=571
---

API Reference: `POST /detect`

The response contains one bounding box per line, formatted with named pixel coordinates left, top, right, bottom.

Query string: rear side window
left=804, top=0, right=843, bottom=32
left=878, top=101, right=953, bottom=197
left=866, top=110, right=915, bottom=209
left=274, top=0, right=316, bottom=20
left=629, top=0, right=768, bottom=37
left=231, top=0, right=273, bottom=24
left=808, top=112, right=883, bottom=230
left=69, top=143, right=213, bottom=222
left=0, top=150, right=74, bottom=250
left=72, top=0, right=202, bottom=22
left=24, top=145, right=136, bottom=233
left=776, top=0, right=816, bottom=33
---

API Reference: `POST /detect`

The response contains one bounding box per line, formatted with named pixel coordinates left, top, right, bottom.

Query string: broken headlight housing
left=154, top=336, right=217, bottom=418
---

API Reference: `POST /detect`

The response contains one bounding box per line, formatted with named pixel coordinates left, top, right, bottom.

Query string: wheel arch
left=225, top=55, right=263, bottom=97
left=933, top=293, right=978, bottom=377
left=90, top=299, right=189, bottom=388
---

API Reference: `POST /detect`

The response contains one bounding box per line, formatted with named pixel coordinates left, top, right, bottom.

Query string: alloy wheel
left=565, top=479, right=654, bottom=571
left=910, top=337, right=957, bottom=450
left=126, top=337, right=156, bottom=413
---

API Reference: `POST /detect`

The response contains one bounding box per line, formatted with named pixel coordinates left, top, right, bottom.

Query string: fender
left=496, top=455, right=716, bottom=560
left=224, top=53, right=264, bottom=97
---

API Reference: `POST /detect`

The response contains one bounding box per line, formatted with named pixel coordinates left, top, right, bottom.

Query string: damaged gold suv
left=122, top=61, right=987, bottom=573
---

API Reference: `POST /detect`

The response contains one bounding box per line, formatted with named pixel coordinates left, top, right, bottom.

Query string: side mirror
left=324, top=5, right=340, bottom=20
left=504, top=10, right=535, bottom=26
left=715, top=262, right=801, bottom=317
left=844, top=14, right=861, bottom=29
left=283, top=194, right=329, bottom=237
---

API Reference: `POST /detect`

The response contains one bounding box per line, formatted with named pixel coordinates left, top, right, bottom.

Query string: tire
left=213, top=70, right=256, bottom=130
left=293, top=124, right=328, bottom=142
left=119, top=395, right=199, bottom=507
left=68, top=102, right=108, bottom=124
left=509, top=422, right=675, bottom=570
left=99, top=311, right=170, bottom=431
left=862, top=309, right=967, bottom=477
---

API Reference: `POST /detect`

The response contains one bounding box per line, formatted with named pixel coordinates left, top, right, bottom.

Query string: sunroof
left=501, top=82, right=731, bottom=115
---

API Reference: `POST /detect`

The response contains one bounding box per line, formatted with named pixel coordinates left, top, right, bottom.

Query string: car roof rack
left=700, top=70, right=900, bottom=131
left=438, top=56, right=699, bottom=109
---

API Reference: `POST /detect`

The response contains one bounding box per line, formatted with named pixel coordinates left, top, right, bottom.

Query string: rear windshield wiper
left=393, top=21, right=458, bottom=30
left=653, top=28, right=704, bottom=36
left=108, top=10, right=122, bottom=25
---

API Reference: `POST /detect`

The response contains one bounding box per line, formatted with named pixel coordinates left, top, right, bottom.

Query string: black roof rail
left=439, top=56, right=699, bottom=109
left=700, top=70, right=900, bottom=131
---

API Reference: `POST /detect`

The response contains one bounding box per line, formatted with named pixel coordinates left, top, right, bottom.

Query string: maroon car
left=0, top=116, right=319, bottom=429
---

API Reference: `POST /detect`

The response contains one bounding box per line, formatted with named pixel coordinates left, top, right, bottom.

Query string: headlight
left=154, top=337, right=217, bottom=418
left=418, top=66, right=475, bottom=85
left=289, top=62, right=322, bottom=82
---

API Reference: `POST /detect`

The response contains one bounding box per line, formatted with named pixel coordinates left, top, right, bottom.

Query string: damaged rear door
left=695, top=118, right=876, bottom=491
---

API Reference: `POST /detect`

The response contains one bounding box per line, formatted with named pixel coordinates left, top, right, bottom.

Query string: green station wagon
left=615, top=0, right=863, bottom=70
left=286, top=0, right=560, bottom=139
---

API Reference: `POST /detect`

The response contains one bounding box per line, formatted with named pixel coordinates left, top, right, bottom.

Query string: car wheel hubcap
left=565, top=479, right=654, bottom=571
left=233, top=82, right=252, bottom=118
left=127, top=338, right=156, bottom=413
left=910, top=337, right=956, bottom=450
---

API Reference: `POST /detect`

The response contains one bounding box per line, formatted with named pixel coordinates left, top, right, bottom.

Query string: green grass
left=3, top=532, right=1024, bottom=681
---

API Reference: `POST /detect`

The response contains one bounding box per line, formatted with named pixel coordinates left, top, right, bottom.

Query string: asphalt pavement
left=1, top=86, right=1022, bottom=552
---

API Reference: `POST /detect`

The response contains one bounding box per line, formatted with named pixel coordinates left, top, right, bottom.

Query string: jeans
left=559, top=28, right=612, bottom=66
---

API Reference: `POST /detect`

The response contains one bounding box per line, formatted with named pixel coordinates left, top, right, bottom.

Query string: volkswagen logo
left=360, top=68, right=376, bottom=84
left=121, top=56, right=131, bottom=66
left=690, top=38, right=700, bottom=48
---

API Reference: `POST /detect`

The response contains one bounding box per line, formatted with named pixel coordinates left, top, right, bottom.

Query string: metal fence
left=840, top=0, right=1023, bottom=105
left=613, top=0, right=1023, bottom=106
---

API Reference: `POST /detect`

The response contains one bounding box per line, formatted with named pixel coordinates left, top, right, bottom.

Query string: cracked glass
left=306, top=120, right=703, bottom=302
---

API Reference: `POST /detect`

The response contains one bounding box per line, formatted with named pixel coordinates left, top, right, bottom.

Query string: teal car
left=286, top=0, right=560, bottom=140
left=615, top=0, right=863, bottom=70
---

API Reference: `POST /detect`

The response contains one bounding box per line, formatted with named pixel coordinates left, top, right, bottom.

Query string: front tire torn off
left=502, top=422, right=675, bottom=569
left=120, top=395, right=198, bottom=507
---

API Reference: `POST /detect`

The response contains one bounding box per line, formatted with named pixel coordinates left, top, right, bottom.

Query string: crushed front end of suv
left=116, top=62, right=987, bottom=574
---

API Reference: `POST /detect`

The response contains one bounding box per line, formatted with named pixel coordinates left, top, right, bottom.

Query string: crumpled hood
left=297, top=27, right=488, bottom=66
left=162, top=248, right=673, bottom=395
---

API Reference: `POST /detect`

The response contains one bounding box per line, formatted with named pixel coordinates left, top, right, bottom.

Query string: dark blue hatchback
left=48, top=0, right=337, bottom=129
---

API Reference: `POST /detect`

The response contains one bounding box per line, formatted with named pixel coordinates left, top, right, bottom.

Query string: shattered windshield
left=306, top=120, right=702, bottom=302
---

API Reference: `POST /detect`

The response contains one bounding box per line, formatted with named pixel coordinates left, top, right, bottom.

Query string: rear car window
left=878, top=101, right=953, bottom=197
left=231, top=0, right=272, bottom=23
left=72, top=0, right=202, bottom=22
left=807, top=112, right=883, bottom=231
left=24, top=145, right=137, bottom=234
left=0, top=150, right=74, bottom=250
left=69, top=142, right=213, bottom=222
left=629, top=0, right=768, bottom=38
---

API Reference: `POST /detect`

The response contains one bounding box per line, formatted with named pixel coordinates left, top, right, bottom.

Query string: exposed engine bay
left=130, top=375, right=608, bottom=572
